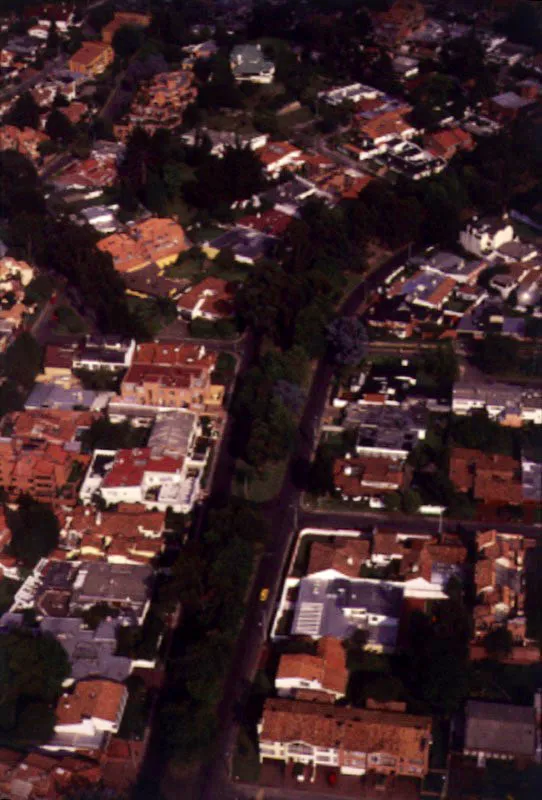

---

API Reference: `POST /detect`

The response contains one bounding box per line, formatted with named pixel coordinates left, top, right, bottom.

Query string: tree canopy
left=0, top=628, right=69, bottom=746
left=7, top=495, right=60, bottom=568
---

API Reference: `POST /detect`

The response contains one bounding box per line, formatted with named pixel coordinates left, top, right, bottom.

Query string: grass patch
left=232, top=726, right=260, bottom=783
left=208, top=260, right=251, bottom=282
left=164, top=257, right=206, bottom=281
left=232, top=458, right=288, bottom=503
left=189, top=225, right=225, bottom=244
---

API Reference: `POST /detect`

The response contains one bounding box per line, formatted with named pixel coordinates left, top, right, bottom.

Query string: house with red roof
left=176, top=276, right=235, bottom=321
left=424, top=127, right=474, bottom=161
left=275, top=637, right=348, bottom=701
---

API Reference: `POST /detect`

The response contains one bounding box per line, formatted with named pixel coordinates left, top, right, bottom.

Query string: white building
left=460, top=215, right=514, bottom=258
left=80, top=447, right=202, bottom=514
left=45, top=680, right=128, bottom=752
left=318, top=82, right=382, bottom=106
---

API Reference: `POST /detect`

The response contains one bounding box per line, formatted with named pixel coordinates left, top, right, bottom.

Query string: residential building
left=345, top=404, right=427, bottom=460
left=237, top=208, right=293, bottom=238
left=450, top=448, right=523, bottom=506
left=357, top=109, right=415, bottom=146
left=6, top=408, right=93, bottom=449
left=115, top=70, right=197, bottom=140
left=47, top=679, right=128, bottom=752
left=72, top=335, right=135, bottom=373
left=176, top=276, right=234, bottom=321
left=472, top=529, right=534, bottom=647
left=1, top=611, right=140, bottom=682
left=203, top=227, right=279, bottom=265
left=68, top=41, right=114, bottom=76
left=25, top=382, right=109, bottom=412
left=333, top=455, right=405, bottom=502
left=0, top=750, right=102, bottom=799
left=424, top=128, right=474, bottom=160
left=97, top=218, right=188, bottom=274
left=275, top=637, right=348, bottom=701
left=0, top=438, right=88, bottom=504
left=80, top=204, right=119, bottom=234
left=258, top=140, right=304, bottom=177
left=372, top=0, right=425, bottom=46
left=464, top=701, right=537, bottom=761
left=318, top=83, right=382, bottom=107
left=417, top=251, right=486, bottom=284
left=230, top=43, right=274, bottom=84
left=120, top=342, right=224, bottom=411
left=452, top=381, right=542, bottom=426
left=80, top=447, right=202, bottom=514
left=392, top=55, right=419, bottom=79
left=147, top=410, right=198, bottom=459
left=53, top=154, right=119, bottom=191
left=9, top=558, right=153, bottom=624
left=459, top=215, right=514, bottom=258
left=60, top=504, right=166, bottom=565
left=490, top=91, right=534, bottom=122
left=290, top=569, right=404, bottom=649
left=101, top=11, right=151, bottom=44
left=258, top=698, right=432, bottom=779
left=390, top=270, right=456, bottom=310
left=180, top=128, right=268, bottom=158
left=0, top=124, right=49, bottom=163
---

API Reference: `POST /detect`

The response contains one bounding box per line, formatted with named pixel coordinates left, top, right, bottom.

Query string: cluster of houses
left=0, top=336, right=224, bottom=522
left=365, top=215, right=541, bottom=342
left=0, top=331, right=226, bottom=793
left=256, top=524, right=542, bottom=793
left=320, top=328, right=541, bottom=516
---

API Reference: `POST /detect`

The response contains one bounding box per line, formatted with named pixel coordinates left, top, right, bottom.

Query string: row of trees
left=156, top=504, right=269, bottom=762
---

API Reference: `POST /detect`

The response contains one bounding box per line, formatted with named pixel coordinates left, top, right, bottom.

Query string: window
left=288, top=743, right=313, bottom=756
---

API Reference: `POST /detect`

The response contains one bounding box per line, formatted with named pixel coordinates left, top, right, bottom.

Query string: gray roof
left=230, top=44, right=274, bottom=77
left=209, top=227, right=278, bottom=261
left=148, top=410, right=197, bottom=459
left=492, top=91, right=532, bottom=110
left=3, top=614, right=133, bottom=682
left=25, top=383, right=100, bottom=411
left=70, top=562, right=152, bottom=620
left=497, top=240, right=538, bottom=260
left=292, top=575, right=403, bottom=647
left=465, top=701, right=535, bottom=757
left=345, top=403, right=428, bottom=455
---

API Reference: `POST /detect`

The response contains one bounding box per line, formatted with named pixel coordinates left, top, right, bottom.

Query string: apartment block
left=68, top=41, right=114, bottom=76
left=258, top=699, right=432, bottom=779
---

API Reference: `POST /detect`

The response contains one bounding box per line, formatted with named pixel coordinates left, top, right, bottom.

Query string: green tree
left=46, top=19, right=59, bottom=53
left=3, top=332, right=41, bottom=389
left=7, top=495, right=59, bottom=568
left=327, top=316, right=368, bottom=366
left=483, top=626, right=513, bottom=661
left=45, top=108, right=74, bottom=143
left=5, top=91, right=41, bottom=130
left=112, top=25, right=145, bottom=59
left=0, top=628, right=70, bottom=745
left=473, top=334, right=520, bottom=375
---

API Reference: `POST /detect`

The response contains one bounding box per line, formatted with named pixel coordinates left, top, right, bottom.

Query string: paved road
left=299, top=508, right=541, bottom=538
left=157, top=243, right=542, bottom=800
left=196, top=249, right=411, bottom=800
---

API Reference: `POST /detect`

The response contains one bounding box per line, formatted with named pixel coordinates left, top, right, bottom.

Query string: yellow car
left=259, top=587, right=269, bottom=602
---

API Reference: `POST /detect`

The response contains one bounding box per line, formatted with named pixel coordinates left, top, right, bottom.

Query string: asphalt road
left=196, top=249, right=412, bottom=800
left=153, top=244, right=542, bottom=800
